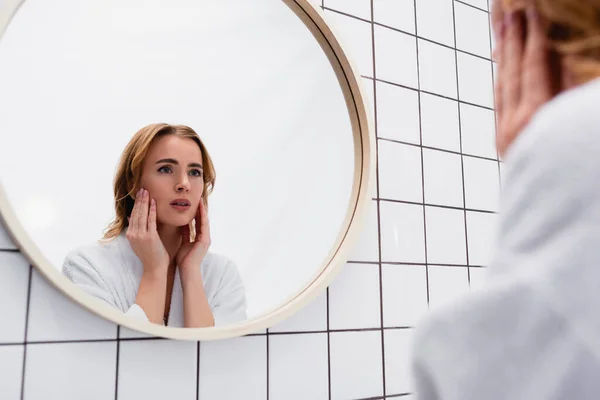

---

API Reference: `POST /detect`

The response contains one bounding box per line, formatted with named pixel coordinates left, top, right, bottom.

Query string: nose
left=175, top=173, right=190, bottom=193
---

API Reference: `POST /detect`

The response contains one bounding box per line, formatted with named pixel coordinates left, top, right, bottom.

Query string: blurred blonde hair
left=102, top=123, right=216, bottom=241
left=501, top=0, right=600, bottom=85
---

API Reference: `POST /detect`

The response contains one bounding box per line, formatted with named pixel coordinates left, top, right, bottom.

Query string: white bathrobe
left=61, top=232, right=247, bottom=327
left=411, top=76, right=600, bottom=399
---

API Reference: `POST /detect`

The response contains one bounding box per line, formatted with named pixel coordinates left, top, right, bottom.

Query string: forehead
left=146, top=134, right=203, bottom=162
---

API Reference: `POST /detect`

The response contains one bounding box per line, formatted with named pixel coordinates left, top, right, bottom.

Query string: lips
left=170, top=199, right=191, bottom=206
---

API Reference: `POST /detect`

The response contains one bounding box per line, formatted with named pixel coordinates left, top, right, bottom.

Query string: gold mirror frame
left=0, top=0, right=375, bottom=341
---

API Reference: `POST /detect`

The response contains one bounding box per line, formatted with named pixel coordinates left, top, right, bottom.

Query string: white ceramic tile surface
left=460, top=0, right=490, bottom=11
left=463, top=156, right=500, bottom=211
left=324, top=0, right=371, bottom=21
left=24, top=341, right=116, bottom=400
left=384, top=329, right=415, bottom=395
left=427, top=266, right=470, bottom=311
left=329, top=263, right=381, bottom=330
left=457, top=52, right=495, bottom=108
left=425, top=206, right=467, bottom=265
left=418, top=39, right=458, bottom=99
left=422, top=148, right=464, bottom=207
left=460, top=102, right=497, bottom=159
left=420, top=93, right=460, bottom=152
left=378, top=140, right=423, bottom=203
left=0, top=222, right=17, bottom=250
left=348, top=200, right=380, bottom=263
left=373, top=0, right=416, bottom=33
left=0, top=252, right=29, bottom=343
left=469, top=266, right=489, bottom=290
left=269, top=333, right=329, bottom=400
left=118, top=339, right=197, bottom=400
left=379, top=201, right=426, bottom=264
left=199, top=336, right=267, bottom=400
left=26, top=269, right=117, bottom=342
left=0, top=345, right=23, bottom=400
left=466, top=211, right=498, bottom=266
left=270, top=289, right=327, bottom=332
left=323, top=9, right=374, bottom=78
left=382, top=264, right=428, bottom=327
left=374, top=25, right=418, bottom=88
left=376, top=80, right=421, bottom=144
left=455, top=2, right=491, bottom=59
left=415, top=0, right=455, bottom=47
left=330, top=331, right=383, bottom=399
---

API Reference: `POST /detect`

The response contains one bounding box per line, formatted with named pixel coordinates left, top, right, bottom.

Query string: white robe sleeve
left=62, top=249, right=149, bottom=322
left=211, top=259, right=247, bottom=326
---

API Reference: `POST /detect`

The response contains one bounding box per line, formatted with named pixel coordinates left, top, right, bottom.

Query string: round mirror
left=0, top=0, right=373, bottom=340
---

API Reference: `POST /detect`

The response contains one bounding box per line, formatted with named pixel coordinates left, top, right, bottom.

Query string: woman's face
left=139, top=134, right=204, bottom=227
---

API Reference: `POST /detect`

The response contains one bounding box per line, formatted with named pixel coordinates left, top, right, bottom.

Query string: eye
left=189, top=169, right=203, bottom=178
left=158, top=165, right=172, bottom=173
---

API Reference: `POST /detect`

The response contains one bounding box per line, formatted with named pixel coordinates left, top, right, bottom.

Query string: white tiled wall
left=0, top=0, right=498, bottom=398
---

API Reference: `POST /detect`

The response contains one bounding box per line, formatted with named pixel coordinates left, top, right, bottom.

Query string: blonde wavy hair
left=498, top=0, right=600, bottom=86
left=102, top=123, right=216, bottom=241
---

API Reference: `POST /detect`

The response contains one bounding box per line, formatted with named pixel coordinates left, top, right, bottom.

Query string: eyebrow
left=155, top=158, right=203, bottom=169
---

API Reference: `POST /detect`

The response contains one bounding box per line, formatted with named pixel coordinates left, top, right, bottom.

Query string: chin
left=159, top=210, right=194, bottom=227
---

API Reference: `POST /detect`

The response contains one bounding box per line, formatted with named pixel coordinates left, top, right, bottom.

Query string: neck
left=157, top=223, right=181, bottom=261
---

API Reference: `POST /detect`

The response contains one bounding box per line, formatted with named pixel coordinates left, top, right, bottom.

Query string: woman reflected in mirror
left=61, top=123, right=247, bottom=327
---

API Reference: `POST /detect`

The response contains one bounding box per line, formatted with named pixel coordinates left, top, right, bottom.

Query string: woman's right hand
left=126, top=188, right=169, bottom=273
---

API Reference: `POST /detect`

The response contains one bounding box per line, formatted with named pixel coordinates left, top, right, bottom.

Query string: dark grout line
left=455, top=0, right=489, bottom=13
left=377, top=197, right=497, bottom=214
left=266, top=329, right=270, bottom=400
left=19, top=265, right=32, bottom=400
left=114, top=326, right=120, bottom=400
left=362, top=76, right=495, bottom=112
left=0, top=248, right=20, bottom=252
left=368, top=0, right=387, bottom=397
left=377, top=137, right=499, bottom=162
left=327, top=287, right=332, bottom=400
left=451, top=0, right=473, bottom=287
left=345, top=260, right=487, bottom=268
left=196, top=341, right=201, bottom=400
left=486, top=0, right=503, bottom=192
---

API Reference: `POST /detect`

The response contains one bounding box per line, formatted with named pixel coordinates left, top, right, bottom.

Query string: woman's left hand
left=495, top=5, right=554, bottom=157
left=176, top=199, right=211, bottom=273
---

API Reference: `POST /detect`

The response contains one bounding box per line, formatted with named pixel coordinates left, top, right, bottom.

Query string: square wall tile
left=466, top=211, right=498, bottom=267
left=425, top=206, right=467, bottom=265
left=427, top=266, right=470, bottom=312
left=269, top=333, right=328, bottom=400
left=415, top=0, right=455, bottom=47
left=469, top=266, right=489, bottom=290
left=463, top=156, right=500, bottom=211
left=420, top=93, right=460, bottom=152
left=379, top=201, right=425, bottom=264
left=374, top=25, right=418, bottom=88
left=384, top=329, right=415, bottom=395
left=24, top=341, right=116, bottom=400
left=455, top=2, right=491, bottom=58
left=373, top=0, right=416, bottom=34
left=270, top=289, right=327, bottom=332
left=376, top=81, right=420, bottom=144
left=457, top=52, right=494, bottom=108
left=324, top=10, right=374, bottom=77
left=418, top=39, right=457, bottom=99
left=422, top=148, right=464, bottom=208
left=118, top=340, right=196, bottom=400
left=0, top=221, right=17, bottom=250
left=199, top=336, right=267, bottom=400
left=461, top=0, right=490, bottom=10
left=330, top=331, right=383, bottom=400
left=348, top=200, right=379, bottom=263
left=26, top=269, right=117, bottom=342
left=0, top=253, right=29, bottom=343
left=0, top=345, right=23, bottom=400
left=329, top=263, right=381, bottom=330
left=378, top=140, right=423, bottom=203
left=382, top=264, right=428, bottom=327
left=324, top=0, right=371, bottom=21
left=460, top=103, right=497, bottom=159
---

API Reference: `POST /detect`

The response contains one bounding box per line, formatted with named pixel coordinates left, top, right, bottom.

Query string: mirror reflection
left=0, top=0, right=355, bottom=328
